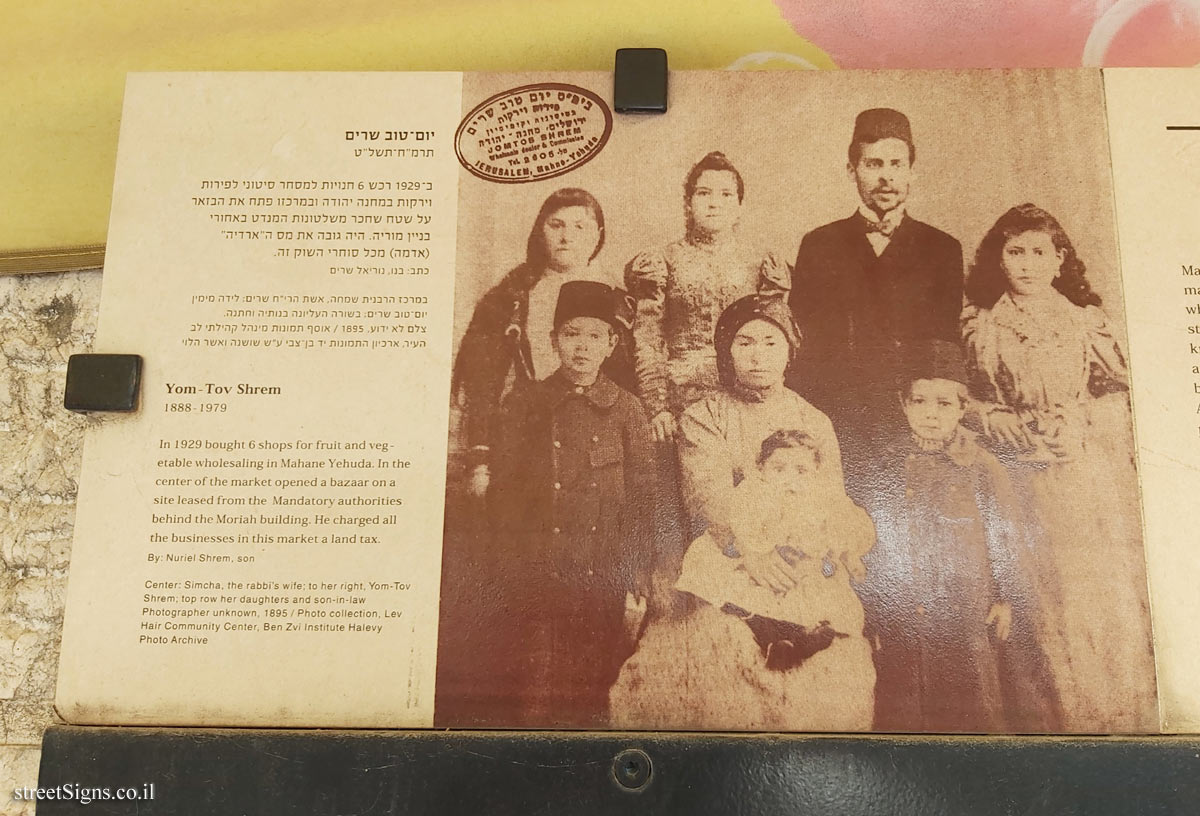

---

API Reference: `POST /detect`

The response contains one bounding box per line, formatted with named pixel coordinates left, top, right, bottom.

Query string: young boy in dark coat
left=485, top=280, right=658, bottom=727
left=862, top=339, right=1063, bottom=733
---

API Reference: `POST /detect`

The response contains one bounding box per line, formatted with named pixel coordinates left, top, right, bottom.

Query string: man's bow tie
left=864, top=217, right=898, bottom=238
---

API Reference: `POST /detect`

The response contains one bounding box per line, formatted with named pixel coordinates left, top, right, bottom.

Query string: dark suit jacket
left=788, top=212, right=963, bottom=473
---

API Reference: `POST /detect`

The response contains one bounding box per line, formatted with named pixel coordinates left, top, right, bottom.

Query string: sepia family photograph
left=434, top=70, right=1158, bottom=734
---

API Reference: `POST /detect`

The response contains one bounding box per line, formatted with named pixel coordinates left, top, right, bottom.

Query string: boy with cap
left=788, top=107, right=963, bottom=505
left=861, top=339, right=1063, bottom=733
left=484, top=280, right=658, bottom=727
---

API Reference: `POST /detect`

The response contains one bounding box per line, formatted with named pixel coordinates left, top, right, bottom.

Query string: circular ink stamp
left=454, top=83, right=612, bottom=184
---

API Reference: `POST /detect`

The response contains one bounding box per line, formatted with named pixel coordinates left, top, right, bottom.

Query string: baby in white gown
left=675, top=429, right=874, bottom=665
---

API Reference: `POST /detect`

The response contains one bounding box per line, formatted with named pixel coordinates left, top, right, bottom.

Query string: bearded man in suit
left=789, top=107, right=964, bottom=504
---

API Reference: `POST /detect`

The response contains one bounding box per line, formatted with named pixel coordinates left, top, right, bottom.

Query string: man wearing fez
left=484, top=279, right=657, bottom=727
left=789, top=107, right=963, bottom=502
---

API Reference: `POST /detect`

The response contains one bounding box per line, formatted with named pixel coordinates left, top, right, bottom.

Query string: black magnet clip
left=614, top=48, right=668, bottom=114
left=64, top=354, right=143, bottom=413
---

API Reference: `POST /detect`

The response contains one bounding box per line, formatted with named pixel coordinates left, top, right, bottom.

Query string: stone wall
left=0, top=269, right=101, bottom=812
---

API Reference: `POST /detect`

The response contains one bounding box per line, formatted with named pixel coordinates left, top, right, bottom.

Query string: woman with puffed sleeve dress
left=625, top=152, right=790, bottom=582
left=961, top=203, right=1157, bottom=732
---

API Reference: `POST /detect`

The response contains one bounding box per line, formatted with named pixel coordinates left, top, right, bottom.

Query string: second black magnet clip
left=614, top=48, right=668, bottom=114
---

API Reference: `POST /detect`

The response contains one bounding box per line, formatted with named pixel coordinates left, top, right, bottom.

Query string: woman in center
left=609, top=295, right=877, bottom=731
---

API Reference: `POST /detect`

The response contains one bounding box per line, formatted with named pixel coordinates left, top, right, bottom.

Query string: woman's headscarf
left=714, top=294, right=801, bottom=388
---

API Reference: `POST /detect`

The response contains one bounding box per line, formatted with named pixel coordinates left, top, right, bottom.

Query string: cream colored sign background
left=1106, top=68, right=1200, bottom=732
left=55, top=72, right=463, bottom=727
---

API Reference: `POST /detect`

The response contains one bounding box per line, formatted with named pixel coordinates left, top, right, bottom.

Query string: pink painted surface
left=774, top=0, right=1200, bottom=67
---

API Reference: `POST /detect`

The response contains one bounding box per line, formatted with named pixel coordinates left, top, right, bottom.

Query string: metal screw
left=612, top=748, right=652, bottom=792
